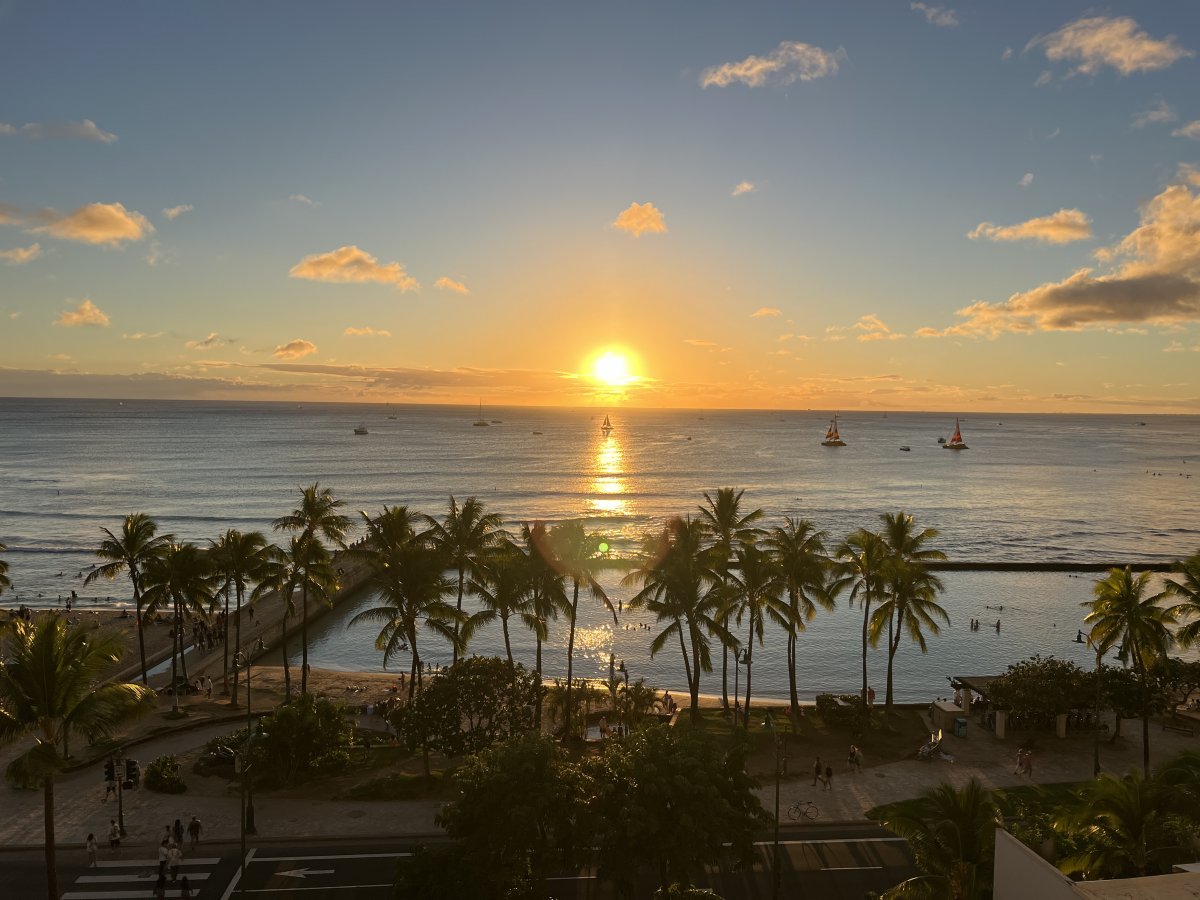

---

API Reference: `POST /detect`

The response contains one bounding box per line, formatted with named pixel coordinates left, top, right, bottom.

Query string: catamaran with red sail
left=943, top=418, right=968, bottom=450
left=821, top=415, right=846, bottom=447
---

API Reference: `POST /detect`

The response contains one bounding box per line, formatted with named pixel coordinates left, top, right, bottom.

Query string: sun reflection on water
left=589, top=430, right=628, bottom=515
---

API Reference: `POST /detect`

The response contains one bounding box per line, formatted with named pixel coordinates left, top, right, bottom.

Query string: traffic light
left=104, top=760, right=115, bottom=782
left=125, top=759, right=140, bottom=788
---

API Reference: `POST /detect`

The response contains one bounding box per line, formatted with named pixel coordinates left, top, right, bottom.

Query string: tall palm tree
left=0, top=616, right=155, bottom=899
left=876, top=512, right=948, bottom=712
left=1084, top=566, right=1176, bottom=776
left=351, top=542, right=463, bottom=703
left=625, top=516, right=727, bottom=723
left=833, top=528, right=890, bottom=719
left=545, top=520, right=614, bottom=739
left=425, top=496, right=505, bottom=664
left=698, top=487, right=763, bottom=712
left=273, top=483, right=352, bottom=695
left=85, top=514, right=173, bottom=684
left=253, top=542, right=302, bottom=698
left=467, top=541, right=538, bottom=666
left=764, top=518, right=833, bottom=723
left=140, top=542, right=216, bottom=713
left=726, top=542, right=787, bottom=728
left=876, top=779, right=999, bottom=900
left=0, top=541, right=10, bottom=597
left=1164, top=551, right=1200, bottom=648
left=518, top=522, right=571, bottom=728
left=209, top=529, right=270, bottom=704
left=358, top=504, right=419, bottom=556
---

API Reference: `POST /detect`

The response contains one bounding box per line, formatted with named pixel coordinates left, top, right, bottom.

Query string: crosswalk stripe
left=94, top=857, right=220, bottom=867
left=64, top=892, right=191, bottom=899
left=78, top=872, right=212, bottom=883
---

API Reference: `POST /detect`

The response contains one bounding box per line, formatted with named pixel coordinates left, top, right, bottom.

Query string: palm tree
left=1164, top=551, right=1200, bottom=647
left=0, top=615, right=156, bottom=899
left=625, top=516, right=727, bottom=723
left=467, top=541, right=538, bottom=666
left=425, top=496, right=505, bottom=664
left=140, top=542, right=216, bottom=713
left=876, top=512, right=948, bottom=712
left=833, top=528, right=890, bottom=719
left=1084, top=566, right=1176, bottom=776
left=351, top=542, right=463, bottom=703
left=764, top=518, right=833, bottom=723
left=209, top=529, right=270, bottom=704
left=698, top=487, right=763, bottom=711
left=272, top=483, right=352, bottom=695
left=876, top=779, right=999, bottom=900
left=726, top=542, right=787, bottom=728
left=358, top=504, right=419, bottom=556
left=545, top=520, right=614, bottom=739
left=253, top=542, right=303, bottom=698
left=0, top=541, right=10, bottom=597
left=84, top=514, right=173, bottom=684
left=518, top=522, right=570, bottom=728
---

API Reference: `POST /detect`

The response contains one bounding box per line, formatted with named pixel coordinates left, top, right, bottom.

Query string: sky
left=2, top=1, right=1199, bottom=413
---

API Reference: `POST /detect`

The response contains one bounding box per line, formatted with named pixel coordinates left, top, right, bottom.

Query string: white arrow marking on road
left=278, top=867, right=336, bottom=878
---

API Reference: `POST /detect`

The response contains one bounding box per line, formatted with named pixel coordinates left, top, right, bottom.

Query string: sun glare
left=592, top=350, right=636, bottom=386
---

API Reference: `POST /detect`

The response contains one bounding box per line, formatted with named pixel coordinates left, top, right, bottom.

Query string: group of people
left=192, top=613, right=227, bottom=653
left=968, top=618, right=1000, bottom=632
left=86, top=816, right=202, bottom=897
left=1013, top=747, right=1034, bottom=777
left=811, top=756, right=835, bottom=791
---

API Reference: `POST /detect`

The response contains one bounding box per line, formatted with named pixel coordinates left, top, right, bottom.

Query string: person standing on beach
left=812, top=756, right=822, bottom=787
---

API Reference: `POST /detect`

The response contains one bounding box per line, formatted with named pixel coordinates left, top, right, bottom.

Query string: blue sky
left=2, top=1, right=1199, bottom=411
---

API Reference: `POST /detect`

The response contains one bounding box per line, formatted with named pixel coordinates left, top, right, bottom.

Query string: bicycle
left=787, top=800, right=819, bottom=821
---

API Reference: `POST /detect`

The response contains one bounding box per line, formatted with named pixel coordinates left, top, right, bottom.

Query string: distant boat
left=532, top=431, right=543, bottom=435
left=601, top=414, right=613, bottom=435
left=473, top=401, right=490, bottom=427
left=943, top=418, right=968, bottom=450
left=353, top=424, right=369, bottom=435
left=937, top=436, right=947, bottom=444
left=900, top=445, right=911, bottom=452
left=821, top=415, right=846, bottom=447
left=387, top=406, right=397, bottom=420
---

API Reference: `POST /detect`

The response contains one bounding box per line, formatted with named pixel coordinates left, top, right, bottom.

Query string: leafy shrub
left=251, top=693, right=354, bottom=787
left=145, top=754, right=187, bottom=794
left=815, top=693, right=865, bottom=728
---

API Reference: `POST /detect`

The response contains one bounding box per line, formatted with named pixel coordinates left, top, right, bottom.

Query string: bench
left=1163, top=720, right=1195, bottom=737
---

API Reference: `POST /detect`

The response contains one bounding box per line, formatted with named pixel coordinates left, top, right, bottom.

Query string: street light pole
left=1075, top=631, right=1102, bottom=777
left=234, top=637, right=266, bottom=897
left=764, top=711, right=782, bottom=900
left=618, top=660, right=628, bottom=734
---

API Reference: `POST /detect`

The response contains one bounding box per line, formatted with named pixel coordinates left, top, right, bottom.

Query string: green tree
left=518, top=522, right=570, bottom=727
left=272, top=482, right=352, bottom=695
left=252, top=693, right=354, bottom=787
left=588, top=725, right=769, bottom=898
left=985, top=656, right=1088, bottom=719
left=0, top=616, right=155, bottom=899
left=467, top=542, right=538, bottom=666
left=833, top=528, right=890, bottom=719
left=876, top=779, right=999, bottom=900
left=698, top=488, right=763, bottom=712
left=253, top=541, right=302, bottom=698
left=85, top=513, right=173, bottom=684
left=141, top=542, right=217, bottom=713
left=764, top=517, right=833, bottom=723
left=425, top=496, right=505, bottom=664
left=209, top=529, right=270, bottom=703
left=626, top=517, right=726, bottom=723
left=1165, top=551, right=1200, bottom=648
left=725, top=542, right=787, bottom=728
left=876, top=512, right=948, bottom=712
left=1084, top=567, right=1176, bottom=775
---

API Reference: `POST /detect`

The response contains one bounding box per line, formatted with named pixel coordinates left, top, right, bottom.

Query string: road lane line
left=822, top=866, right=884, bottom=871
left=241, top=885, right=393, bottom=892
left=77, top=873, right=211, bottom=883
left=251, top=852, right=411, bottom=861
left=219, top=846, right=257, bottom=900
left=94, top=858, right=221, bottom=867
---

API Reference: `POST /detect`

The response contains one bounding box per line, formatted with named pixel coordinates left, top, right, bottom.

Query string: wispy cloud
left=854, top=314, right=904, bottom=342
left=0, top=243, right=41, bottom=264
left=273, top=338, right=317, bottom=360
left=289, top=245, right=419, bottom=291
left=121, top=331, right=164, bottom=341
left=0, top=119, right=118, bottom=143
left=434, top=276, right=470, bottom=294
left=700, top=41, right=845, bottom=88
left=1173, top=120, right=1200, bottom=140
left=750, top=307, right=781, bottom=318
left=288, top=193, right=319, bottom=207
left=968, top=208, right=1092, bottom=244
left=1133, top=99, right=1176, bottom=128
left=683, top=339, right=718, bottom=348
left=27, top=202, right=154, bottom=246
left=911, top=3, right=959, bottom=28
left=732, top=181, right=757, bottom=197
left=185, top=332, right=229, bottom=350
left=611, top=202, right=667, bottom=237
left=54, top=298, right=110, bottom=328
left=344, top=326, right=392, bottom=337
left=1019, top=173, right=1034, bottom=187
left=1028, top=15, right=1192, bottom=78
left=162, top=204, right=193, bottom=221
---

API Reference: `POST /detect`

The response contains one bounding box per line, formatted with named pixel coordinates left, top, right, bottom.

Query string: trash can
left=953, top=716, right=968, bottom=738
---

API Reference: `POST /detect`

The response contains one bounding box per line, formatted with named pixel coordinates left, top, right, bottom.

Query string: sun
left=591, top=350, right=637, bottom=387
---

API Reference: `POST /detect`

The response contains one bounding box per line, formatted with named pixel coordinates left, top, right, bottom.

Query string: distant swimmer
left=995, top=620, right=1001, bottom=632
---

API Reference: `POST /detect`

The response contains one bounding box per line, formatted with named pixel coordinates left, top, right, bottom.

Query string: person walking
left=108, top=819, right=120, bottom=851
left=179, top=875, right=193, bottom=899
left=204, top=676, right=213, bottom=699
left=846, top=744, right=858, bottom=772
left=86, top=833, right=98, bottom=867
left=853, top=745, right=864, bottom=773
left=153, top=872, right=166, bottom=900
left=167, top=841, right=182, bottom=882
left=1013, top=748, right=1025, bottom=775
left=811, top=755, right=822, bottom=787
left=157, top=839, right=169, bottom=877
left=1022, top=749, right=1034, bottom=778
left=173, top=818, right=184, bottom=846
left=824, top=764, right=834, bottom=791
left=187, top=815, right=202, bottom=850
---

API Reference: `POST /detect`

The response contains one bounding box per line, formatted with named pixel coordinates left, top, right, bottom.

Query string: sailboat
left=353, top=423, right=369, bottom=435
left=601, top=414, right=613, bottom=436
left=473, top=401, right=490, bottom=427
left=821, top=415, right=846, bottom=447
left=943, top=418, right=968, bottom=450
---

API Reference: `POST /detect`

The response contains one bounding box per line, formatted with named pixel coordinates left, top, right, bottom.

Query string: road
left=5, top=824, right=914, bottom=898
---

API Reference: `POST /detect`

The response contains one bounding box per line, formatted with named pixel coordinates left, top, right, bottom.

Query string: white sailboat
left=473, top=400, right=490, bottom=427
left=821, top=415, right=846, bottom=447
left=601, top=414, right=613, bottom=435
left=943, top=418, right=968, bottom=450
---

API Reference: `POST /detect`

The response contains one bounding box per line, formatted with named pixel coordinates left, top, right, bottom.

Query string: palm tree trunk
left=787, top=600, right=800, bottom=723
left=886, top=607, right=896, bottom=710
left=677, top=628, right=693, bottom=693
left=453, top=568, right=465, bottom=665
left=1140, top=670, right=1151, bottom=777
left=170, top=594, right=181, bottom=714
left=133, top=580, right=148, bottom=685
left=564, top=582, right=580, bottom=739
left=301, top=581, right=310, bottom=696
left=689, top=627, right=702, bottom=723
left=861, top=596, right=871, bottom=724
left=720, top=614, right=730, bottom=710
left=280, top=608, right=291, bottom=698
left=43, top=776, right=57, bottom=900
left=535, top=635, right=543, bottom=729
left=232, top=584, right=243, bottom=706
left=409, top=651, right=418, bottom=705
left=410, top=628, right=421, bottom=704
left=743, top=614, right=754, bottom=729
left=502, top=614, right=513, bottom=666
left=222, top=584, right=231, bottom=695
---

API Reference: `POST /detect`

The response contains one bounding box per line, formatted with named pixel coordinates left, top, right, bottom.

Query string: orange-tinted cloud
left=54, top=298, right=110, bottom=327
left=0, top=243, right=41, bottom=264
left=434, top=276, right=469, bottom=294
left=968, top=208, right=1092, bottom=244
left=344, top=326, right=392, bottom=337
left=751, top=307, right=781, bottom=318
left=163, top=204, right=193, bottom=220
left=611, top=202, right=667, bottom=237
left=1028, top=15, right=1192, bottom=77
left=289, top=246, right=419, bottom=291
left=31, top=202, right=153, bottom=246
left=273, top=338, right=317, bottom=359
left=701, top=41, right=845, bottom=88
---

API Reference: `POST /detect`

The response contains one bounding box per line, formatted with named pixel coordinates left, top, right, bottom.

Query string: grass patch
left=335, top=771, right=455, bottom=802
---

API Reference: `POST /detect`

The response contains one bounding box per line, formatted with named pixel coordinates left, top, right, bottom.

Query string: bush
left=252, top=693, right=355, bottom=787
left=145, top=754, right=187, bottom=794
left=815, top=693, right=865, bottom=728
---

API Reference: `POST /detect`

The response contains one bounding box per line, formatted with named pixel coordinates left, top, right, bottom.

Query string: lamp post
left=617, top=660, right=629, bottom=735
left=1074, top=631, right=1102, bottom=777
left=732, top=648, right=749, bottom=725
left=233, top=637, right=267, bottom=896
left=763, top=711, right=783, bottom=900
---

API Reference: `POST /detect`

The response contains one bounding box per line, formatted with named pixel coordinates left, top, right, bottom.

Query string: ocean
left=2, top=398, right=1197, bottom=702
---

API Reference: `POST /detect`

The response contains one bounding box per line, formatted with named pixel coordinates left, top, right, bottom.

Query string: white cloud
left=1133, top=99, right=1176, bottom=128
left=732, top=181, right=757, bottom=197
left=344, top=326, right=392, bottom=337
left=185, top=332, right=228, bottom=350
left=0, top=243, right=41, bottom=264
left=121, top=331, right=164, bottom=341
left=1001, top=47, right=1014, bottom=61
left=0, top=123, right=14, bottom=135
left=162, top=204, right=193, bottom=220
left=968, top=208, right=1092, bottom=244
left=8, top=119, right=118, bottom=143
left=700, top=41, right=845, bottom=88
left=611, top=202, right=667, bottom=237
left=1172, top=120, right=1200, bottom=140
left=289, top=193, right=319, bottom=207
left=273, top=339, right=317, bottom=360
left=289, top=245, right=419, bottom=291
left=54, top=298, right=110, bottom=328
left=1019, top=173, right=1034, bottom=187
left=911, top=3, right=959, bottom=28
left=854, top=314, right=905, bottom=342
left=30, top=202, right=154, bottom=246
left=751, top=307, right=781, bottom=318
left=1028, top=15, right=1192, bottom=77
left=434, top=276, right=470, bottom=294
